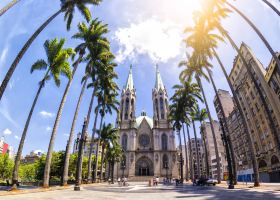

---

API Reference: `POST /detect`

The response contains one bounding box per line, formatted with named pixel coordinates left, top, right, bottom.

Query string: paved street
left=2, top=182, right=280, bottom=200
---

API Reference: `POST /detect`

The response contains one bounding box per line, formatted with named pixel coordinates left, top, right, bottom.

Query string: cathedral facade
left=114, top=66, right=178, bottom=179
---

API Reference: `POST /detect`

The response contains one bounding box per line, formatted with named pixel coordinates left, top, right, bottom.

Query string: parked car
left=206, top=178, right=218, bottom=186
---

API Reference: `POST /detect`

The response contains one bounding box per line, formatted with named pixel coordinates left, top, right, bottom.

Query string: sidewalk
left=217, top=181, right=280, bottom=191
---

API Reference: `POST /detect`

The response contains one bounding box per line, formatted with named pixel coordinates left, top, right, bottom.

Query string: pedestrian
left=156, top=177, right=159, bottom=186
left=118, top=177, right=121, bottom=186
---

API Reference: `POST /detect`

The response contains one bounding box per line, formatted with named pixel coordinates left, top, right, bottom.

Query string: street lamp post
left=74, top=117, right=87, bottom=191
left=121, top=159, right=126, bottom=178
left=219, top=118, right=234, bottom=189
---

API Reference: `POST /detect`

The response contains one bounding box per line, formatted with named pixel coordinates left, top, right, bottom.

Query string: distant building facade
left=0, top=137, right=14, bottom=159
left=187, top=138, right=204, bottom=178
left=21, top=150, right=43, bottom=164
left=201, top=121, right=227, bottom=180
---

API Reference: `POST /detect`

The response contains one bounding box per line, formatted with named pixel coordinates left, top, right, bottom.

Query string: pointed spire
left=125, top=65, right=134, bottom=90
left=155, top=64, right=164, bottom=90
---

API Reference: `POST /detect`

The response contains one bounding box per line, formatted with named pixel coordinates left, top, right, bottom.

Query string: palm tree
left=98, top=123, right=119, bottom=180
left=11, top=38, right=74, bottom=189
left=225, top=1, right=280, bottom=76
left=60, top=19, right=109, bottom=186
left=262, top=0, right=280, bottom=16
left=106, top=141, right=122, bottom=183
left=208, top=0, right=280, bottom=152
left=171, top=78, right=202, bottom=181
left=194, top=107, right=209, bottom=177
left=198, top=1, right=280, bottom=186
left=0, top=0, right=102, bottom=101
left=190, top=106, right=203, bottom=178
left=87, top=56, right=118, bottom=182
left=169, top=102, right=184, bottom=182
left=179, top=55, right=221, bottom=183
left=94, top=89, right=119, bottom=182
left=0, top=0, right=21, bottom=17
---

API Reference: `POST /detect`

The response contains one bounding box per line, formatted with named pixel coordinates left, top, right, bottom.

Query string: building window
left=161, top=133, right=168, bottom=150
left=125, top=98, right=129, bottom=120
left=155, top=99, right=160, bottom=119
left=163, top=154, right=168, bottom=168
left=122, top=134, right=128, bottom=151
left=160, top=97, right=164, bottom=119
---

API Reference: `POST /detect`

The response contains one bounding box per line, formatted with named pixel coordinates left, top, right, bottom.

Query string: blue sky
left=0, top=0, right=280, bottom=156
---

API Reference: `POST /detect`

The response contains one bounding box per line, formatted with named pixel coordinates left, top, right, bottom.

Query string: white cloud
left=3, top=128, right=12, bottom=135
left=0, top=97, right=19, bottom=128
left=63, top=133, right=70, bottom=137
left=46, top=126, right=52, bottom=131
left=14, top=135, right=19, bottom=140
left=39, top=110, right=55, bottom=118
left=114, top=18, right=184, bottom=63
left=0, top=47, right=8, bottom=65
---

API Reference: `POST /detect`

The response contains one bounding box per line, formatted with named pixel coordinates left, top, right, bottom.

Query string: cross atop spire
left=125, top=65, right=134, bottom=90
left=155, top=64, right=164, bottom=90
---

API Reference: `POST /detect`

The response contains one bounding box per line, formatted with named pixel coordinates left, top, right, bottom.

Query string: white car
left=206, top=178, right=218, bottom=186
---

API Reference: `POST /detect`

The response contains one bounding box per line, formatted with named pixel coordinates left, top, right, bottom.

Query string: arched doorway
left=135, top=157, right=154, bottom=176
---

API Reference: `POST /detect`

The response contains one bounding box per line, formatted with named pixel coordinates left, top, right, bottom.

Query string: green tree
left=12, top=38, right=74, bottom=189
left=0, top=154, right=14, bottom=181
left=19, top=163, right=36, bottom=182
left=98, top=123, right=119, bottom=180
left=0, top=0, right=102, bottom=101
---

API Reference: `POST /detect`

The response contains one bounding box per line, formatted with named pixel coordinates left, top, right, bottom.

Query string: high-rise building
left=187, top=138, right=204, bottom=179
left=265, top=53, right=280, bottom=100
left=214, top=89, right=235, bottom=119
left=229, top=43, right=280, bottom=182
left=114, top=65, right=178, bottom=179
left=201, top=121, right=227, bottom=180
left=213, top=89, right=253, bottom=181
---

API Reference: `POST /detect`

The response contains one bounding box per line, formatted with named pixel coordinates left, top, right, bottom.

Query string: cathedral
left=114, top=66, right=178, bottom=179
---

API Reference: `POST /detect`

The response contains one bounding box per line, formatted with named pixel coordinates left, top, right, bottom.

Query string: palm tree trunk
left=0, top=9, right=62, bottom=101
left=192, top=120, right=201, bottom=178
left=0, top=0, right=20, bottom=17
left=213, top=48, right=260, bottom=186
left=177, top=130, right=184, bottom=182
left=262, top=0, right=280, bottom=16
left=206, top=68, right=237, bottom=184
left=62, top=68, right=87, bottom=186
left=112, top=160, right=115, bottom=183
left=201, top=129, right=210, bottom=177
left=226, top=2, right=280, bottom=77
left=94, top=115, right=104, bottom=182
left=11, top=74, right=48, bottom=189
left=100, top=144, right=105, bottom=181
left=186, top=124, right=194, bottom=181
left=196, top=77, right=221, bottom=183
left=182, top=124, right=189, bottom=181
left=87, top=110, right=98, bottom=182
left=43, top=59, right=82, bottom=188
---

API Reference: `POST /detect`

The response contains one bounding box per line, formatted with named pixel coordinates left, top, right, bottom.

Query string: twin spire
left=125, top=64, right=165, bottom=90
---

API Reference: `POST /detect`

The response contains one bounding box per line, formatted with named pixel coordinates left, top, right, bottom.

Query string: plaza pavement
left=1, top=182, right=280, bottom=200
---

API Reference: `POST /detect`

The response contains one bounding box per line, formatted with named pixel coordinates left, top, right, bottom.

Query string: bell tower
left=118, top=65, right=136, bottom=129
left=152, top=65, right=169, bottom=128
